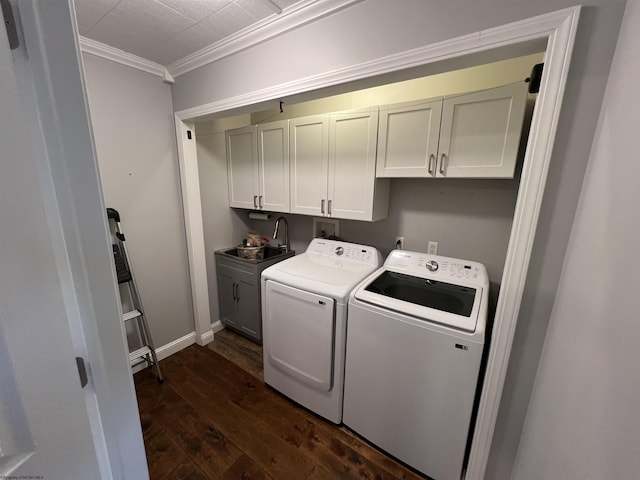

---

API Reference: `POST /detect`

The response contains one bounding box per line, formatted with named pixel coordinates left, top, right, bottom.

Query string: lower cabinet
left=217, top=261, right=261, bottom=340
left=215, top=250, right=295, bottom=343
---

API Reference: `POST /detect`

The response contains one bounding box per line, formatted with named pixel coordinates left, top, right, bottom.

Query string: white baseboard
left=198, top=330, right=214, bottom=345
left=130, top=331, right=196, bottom=373
left=130, top=322, right=226, bottom=373
left=211, top=320, right=224, bottom=333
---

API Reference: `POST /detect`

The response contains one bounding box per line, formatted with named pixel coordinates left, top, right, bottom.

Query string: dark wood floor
left=134, top=331, right=426, bottom=479
left=206, top=328, right=264, bottom=380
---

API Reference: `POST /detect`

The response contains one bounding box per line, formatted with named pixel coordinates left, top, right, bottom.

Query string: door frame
left=173, top=7, right=580, bottom=479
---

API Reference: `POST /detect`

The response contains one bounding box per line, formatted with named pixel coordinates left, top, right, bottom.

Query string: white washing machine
left=343, top=250, right=489, bottom=480
left=261, top=238, right=381, bottom=423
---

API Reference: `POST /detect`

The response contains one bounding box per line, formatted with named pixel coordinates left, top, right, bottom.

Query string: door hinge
left=1, top=0, right=19, bottom=50
left=76, top=357, right=89, bottom=388
left=187, top=130, right=192, bottom=140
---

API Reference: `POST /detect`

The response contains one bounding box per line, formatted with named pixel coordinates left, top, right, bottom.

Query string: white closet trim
left=174, top=7, right=581, bottom=479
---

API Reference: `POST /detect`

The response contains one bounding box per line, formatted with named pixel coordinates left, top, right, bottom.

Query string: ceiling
left=74, top=0, right=301, bottom=66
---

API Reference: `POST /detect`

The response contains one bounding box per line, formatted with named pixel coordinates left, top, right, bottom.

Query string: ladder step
left=122, top=309, right=142, bottom=322
left=129, top=346, right=151, bottom=366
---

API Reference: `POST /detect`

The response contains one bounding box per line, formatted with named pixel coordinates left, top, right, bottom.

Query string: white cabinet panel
left=226, top=121, right=289, bottom=212
left=376, top=83, right=528, bottom=179
left=291, top=110, right=389, bottom=221
left=439, top=82, right=528, bottom=178
left=376, top=98, right=443, bottom=177
left=290, top=115, right=329, bottom=216
left=226, top=125, right=258, bottom=209
left=329, top=109, right=387, bottom=221
left=258, top=120, right=290, bottom=212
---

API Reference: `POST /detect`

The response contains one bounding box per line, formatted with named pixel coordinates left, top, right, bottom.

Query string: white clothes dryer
left=343, top=250, right=489, bottom=480
left=261, top=238, right=381, bottom=423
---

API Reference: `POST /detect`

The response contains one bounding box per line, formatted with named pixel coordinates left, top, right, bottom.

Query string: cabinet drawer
left=216, top=255, right=257, bottom=276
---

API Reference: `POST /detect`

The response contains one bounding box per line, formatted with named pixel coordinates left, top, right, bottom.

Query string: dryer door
left=264, top=281, right=335, bottom=391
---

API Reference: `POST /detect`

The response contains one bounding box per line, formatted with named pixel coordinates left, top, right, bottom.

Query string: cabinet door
left=217, top=264, right=238, bottom=328
left=438, top=83, right=528, bottom=178
left=226, top=125, right=259, bottom=208
left=258, top=120, right=289, bottom=213
left=376, top=98, right=443, bottom=177
left=289, top=115, right=329, bottom=216
left=234, top=270, right=261, bottom=340
left=328, top=109, right=381, bottom=221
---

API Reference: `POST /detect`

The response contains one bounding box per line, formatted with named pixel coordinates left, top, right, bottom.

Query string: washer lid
left=352, top=250, right=489, bottom=333
left=354, top=270, right=485, bottom=332
left=365, top=270, right=477, bottom=317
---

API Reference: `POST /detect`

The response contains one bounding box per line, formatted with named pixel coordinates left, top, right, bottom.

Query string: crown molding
left=79, top=36, right=175, bottom=84
left=167, top=0, right=364, bottom=78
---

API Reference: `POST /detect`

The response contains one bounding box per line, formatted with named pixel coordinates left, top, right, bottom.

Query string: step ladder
left=107, top=208, right=164, bottom=383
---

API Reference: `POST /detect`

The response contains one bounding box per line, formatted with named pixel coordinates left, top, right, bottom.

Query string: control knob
left=335, top=246, right=344, bottom=256
left=425, top=260, right=439, bottom=272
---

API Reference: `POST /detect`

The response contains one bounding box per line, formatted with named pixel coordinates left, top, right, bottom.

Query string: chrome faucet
left=273, top=216, right=290, bottom=252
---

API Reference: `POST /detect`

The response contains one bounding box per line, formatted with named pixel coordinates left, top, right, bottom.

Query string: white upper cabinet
left=226, top=125, right=258, bottom=209
left=291, top=109, right=389, bottom=221
left=376, top=82, right=529, bottom=179
left=438, top=82, right=528, bottom=178
left=226, top=121, right=289, bottom=212
left=289, top=115, right=329, bottom=217
left=376, top=98, right=443, bottom=177
left=258, top=120, right=290, bottom=212
left=329, top=109, right=388, bottom=221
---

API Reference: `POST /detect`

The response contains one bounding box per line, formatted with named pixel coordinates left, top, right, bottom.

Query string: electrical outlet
left=427, top=241, right=439, bottom=255
left=395, top=237, right=405, bottom=250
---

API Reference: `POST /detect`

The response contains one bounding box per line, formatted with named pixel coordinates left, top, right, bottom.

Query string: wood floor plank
left=141, top=419, right=191, bottom=480
left=187, top=345, right=423, bottom=480
left=208, top=329, right=264, bottom=379
left=206, top=330, right=425, bottom=480
left=187, top=346, right=314, bottom=448
left=178, top=348, right=341, bottom=478
left=160, top=350, right=316, bottom=480
left=136, top=370, right=244, bottom=479
left=135, top=341, right=426, bottom=480
left=164, top=462, right=210, bottom=480
left=220, top=454, right=275, bottom=480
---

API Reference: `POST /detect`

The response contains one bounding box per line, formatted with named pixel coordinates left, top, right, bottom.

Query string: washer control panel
left=307, top=238, right=380, bottom=265
left=384, top=249, right=487, bottom=286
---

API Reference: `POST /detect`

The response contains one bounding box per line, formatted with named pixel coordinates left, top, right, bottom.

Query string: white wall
left=244, top=177, right=520, bottom=311
left=512, top=0, right=640, bottom=477
left=171, top=1, right=627, bottom=477
left=195, top=118, right=253, bottom=327
left=250, top=53, right=543, bottom=123
left=82, top=53, right=194, bottom=347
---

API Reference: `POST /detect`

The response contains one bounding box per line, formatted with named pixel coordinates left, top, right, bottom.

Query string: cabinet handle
left=258, top=195, right=263, bottom=209
left=234, top=283, right=239, bottom=301
left=321, top=199, right=325, bottom=214
left=439, top=153, right=447, bottom=175
left=253, top=195, right=258, bottom=209
left=232, top=282, right=236, bottom=300
left=428, top=154, right=436, bottom=175
left=328, top=199, right=332, bottom=215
